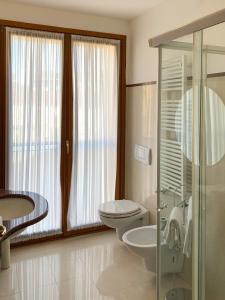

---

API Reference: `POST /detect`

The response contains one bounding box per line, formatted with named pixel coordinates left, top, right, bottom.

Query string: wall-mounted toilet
left=99, top=200, right=149, bottom=241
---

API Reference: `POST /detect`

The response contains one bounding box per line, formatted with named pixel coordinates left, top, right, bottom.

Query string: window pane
left=7, top=29, right=64, bottom=240
left=68, top=36, right=119, bottom=229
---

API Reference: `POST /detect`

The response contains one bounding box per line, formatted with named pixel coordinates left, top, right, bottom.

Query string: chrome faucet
left=0, top=224, right=6, bottom=238
left=0, top=215, right=6, bottom=239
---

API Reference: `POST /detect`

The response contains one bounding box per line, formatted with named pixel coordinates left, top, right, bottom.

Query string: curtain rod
left=149, top=8, right=225, bottom=47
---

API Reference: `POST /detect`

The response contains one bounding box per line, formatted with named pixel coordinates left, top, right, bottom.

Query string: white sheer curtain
left=68, top=35, right=119, bottom=229
left=7, top=28, right=64, bottom=239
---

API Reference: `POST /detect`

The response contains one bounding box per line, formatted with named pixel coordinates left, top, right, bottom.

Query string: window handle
left=66, top=140, right=70, bottom=155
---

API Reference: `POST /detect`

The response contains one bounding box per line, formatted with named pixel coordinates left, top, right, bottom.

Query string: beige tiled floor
left=0, top=230, right=191, bottom=300
left=0, top=230, right=157, bottom=300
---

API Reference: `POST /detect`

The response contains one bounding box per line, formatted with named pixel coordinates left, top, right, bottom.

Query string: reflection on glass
left=158, top=44, right=194, bottom=300
left=176, top=87, right=225, bottom=166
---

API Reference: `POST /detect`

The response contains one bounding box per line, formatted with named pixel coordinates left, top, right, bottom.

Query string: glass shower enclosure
left=156, top=21, right=225, bottom=300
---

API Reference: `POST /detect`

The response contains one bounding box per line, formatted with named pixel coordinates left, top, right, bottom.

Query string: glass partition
left=158, top=21, right=225, bottom=300
left=202, top=22, right=225, bottom=300
left=157, top=31, right=207, bottom=300
left=158, top=34, right=195, bottom=300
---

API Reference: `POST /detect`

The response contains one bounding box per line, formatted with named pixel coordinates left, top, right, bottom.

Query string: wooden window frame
left=0, top=19, right=126, bottom=247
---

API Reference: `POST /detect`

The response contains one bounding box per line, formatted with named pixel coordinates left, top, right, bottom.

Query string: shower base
left=165, top=288, right=192, bottom=300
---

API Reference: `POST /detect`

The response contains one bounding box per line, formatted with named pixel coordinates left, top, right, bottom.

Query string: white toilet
left=122, top=225, right=184, bottom=273
left=99, top=200, right=149, bottom=241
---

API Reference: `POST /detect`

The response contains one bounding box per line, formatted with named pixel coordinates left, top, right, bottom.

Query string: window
left=68, top=36, right=119, bottom=229
left=7, top=28, right=63, bottom=239
left=0, top=23, right=126, bottom=243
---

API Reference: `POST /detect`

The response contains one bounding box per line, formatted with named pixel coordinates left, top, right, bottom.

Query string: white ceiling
left=5, top=0, right=164, bottom=20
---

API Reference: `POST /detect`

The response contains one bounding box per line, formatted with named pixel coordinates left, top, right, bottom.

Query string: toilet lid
left=99, top=200, right=141, bottom=217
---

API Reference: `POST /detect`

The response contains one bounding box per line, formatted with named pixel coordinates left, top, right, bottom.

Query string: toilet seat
left=100, top=210, right=142, bottom=219
left=99, top=200, right=141, bottom=218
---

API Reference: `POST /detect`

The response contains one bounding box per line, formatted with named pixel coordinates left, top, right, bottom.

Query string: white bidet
left=122, top=225, right=184, bottom=273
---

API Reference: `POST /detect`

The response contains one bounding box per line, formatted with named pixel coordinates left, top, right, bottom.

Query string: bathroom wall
left=125, top=83, right=158, bottom=224
left=0, top=1, right=129, bottom=35
left=0, top=1, right=130, bottom=78
left=124, top=0, right=225, bottom=225
left=128, top=0, right=225, bottom=84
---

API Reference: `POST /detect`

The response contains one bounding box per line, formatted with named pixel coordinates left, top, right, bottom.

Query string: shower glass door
left=157, top=33, right=201, bottom=300
left=201, top=22, right=225, bottom=300
left=157, top=18, right=225, bottom=300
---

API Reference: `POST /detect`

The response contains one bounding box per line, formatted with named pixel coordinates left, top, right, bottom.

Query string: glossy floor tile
left=0, top=230, right=189, bottom=300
